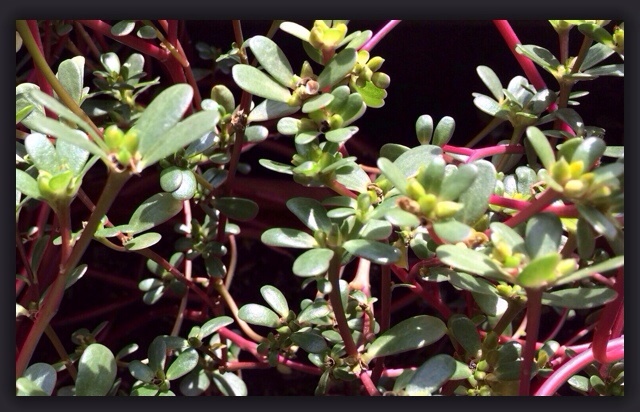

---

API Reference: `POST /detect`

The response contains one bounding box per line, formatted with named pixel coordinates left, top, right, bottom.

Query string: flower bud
left=122, top=128, right=139, bottom=154
left=371, top=72, right=391, bottom=89
left=564, top=179, right=587, bottom=197
left=104, top=125, right=124, bottom=150
left=435, top=200, right=463, bottom=219
left=406, top=180, right=427, bottom=199
left=418, top=193, right=438, bottom=216
left=551, top=158, right=571, bottom=183
left=366, top=56, right=385, bottom=72
left=328, top=114, right=343, bottom=130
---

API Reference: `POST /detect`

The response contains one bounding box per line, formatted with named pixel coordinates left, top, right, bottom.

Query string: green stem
left=518, top=287, right=543, bottom=396
left=495, top=125, right=525, bottom=173
left=328, top=249, right=359, bottom=358
left=16, top=170, right=130, bottom=378
left=44, top=325, right=77, bottom=381
left=212, top=279, right=266, bottom=343
left=16, top=20, right=102, bottom=139
left=465, top=117, right=505, bottom=148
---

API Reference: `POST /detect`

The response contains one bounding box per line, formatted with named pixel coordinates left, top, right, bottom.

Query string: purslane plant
left=16, top=19, right=623, bottom=396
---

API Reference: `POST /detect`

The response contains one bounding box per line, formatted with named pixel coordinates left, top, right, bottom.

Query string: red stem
left=489, top=194, right=578, bottom=217
left=26, top=20, right=53, bottom=97
left=466, top=144, right=524, bottom=163
left=360, top=20, right=401, bottom=52
left=390, top=266, right=452, bottom=319
left=359, top=370, right=382, bottom=395
left=496, top=189, right=560, bottom=230
left=518, top=288, right=543, bottom=396
left=592, top=267, right=624, bottom=364
left=493, top=20, right=546, bottom=91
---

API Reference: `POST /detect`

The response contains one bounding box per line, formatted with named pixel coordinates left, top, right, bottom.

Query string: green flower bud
left=435, top=200, right=464, bottom=219
left=122, top=128, right=139, bottom=154
left=474, top=370, right=486, bottom=381
left=418, top=193, right=438, bottom=216
left=357, top=192, right=371, bottom=212
left=564, top=179, right=587, bottom=197
left=116, top=147, right=132, bottom=166
left=328, top=114, right=343, bottom=130
left=104, top=125, right=124, bottom=150
left=366, top=56, right=385, bottom=72
left=476, top=360, right=489, bottom=372
left=406, top=180, right=427, bottom=199
left=300, top=61, right=315, bottom=79
left=371, top=72, right=391, bottom=89
left=551, top=158, right=571, bottom=183
left=356, top=50, right=370, bottom=65
left=360, top=66, right=373, bottom=83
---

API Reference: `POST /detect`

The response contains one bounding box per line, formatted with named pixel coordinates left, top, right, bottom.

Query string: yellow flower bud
left=371, top=72, right=391, bottom=89
left=418, top=193, right=438, bottom=216
left=406, top=180, right=427, bottom=199
left=104, top=125, right=124, bottom=151
left=435, top=200, right=463, bottom=219
left=366, top=56, right=385, bottom=72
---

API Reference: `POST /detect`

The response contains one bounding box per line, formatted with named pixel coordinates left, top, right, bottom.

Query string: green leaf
left=317, top=48, right=357, bottom=89
left=238, top=304, right=280, bottom=328
left=279, top=21, right=310, bottom=41
left=439, top=164, right=478, bottom=201
left=75, top=343, right=117, bottom=396
left=24, top=133, right=60, bottom=174
left=516, top=253, right=561, bottom=288
left=436, top=245, right=506, bottom=280
left=489, top=222, right=526, bottom=254
left=516, top=44, right=561, bottom=71
left=134, top=84, right=193, bottom=155
left=385, top=208, right=420, bottom=228
left=526, top=126, right=555, bottom=170
left=325, top=126, right=358, bottom=143
left=128, top=360, right=155, bottom=383
left=56, top=56, right=85, bottom=105
left=405, top=354, right=457, bottom=395
left=432, top=220, right=473, bottom=244
left=576, top=204, right=619, bottom=241
left=570, top=137, right=606, bottom=169
left=343, top=239, right=400, bottom=265
left=248, top=98, right=300, bottom=123
left=127, top=193, right=184, bottom=235
left=244, top=125, right=268, bottom=143
left=416, top=115, right=434, bottom=145
left=580, top=43, right=615, bottom=71
left=568, top=375, right=590, bottom=393
left=286, top=197, right=332, bottom=232
left=259, top=159, right=294, bottom=175
left=166, top=349, right=199, bottom=381
left=293, top=248, right=334, bottom=277
left=204, top=256, right=226, bottom=278
left=137, top=25, right=156, bottom=39
left=16, top=83, right=45, bottom=131
left=260, top=285, right=289, bottom=318
left=433, top=116, right=455, bottom=147
left=211, top=371, right=247, bottom=396
left=360, top=219, right=393, bottom=240
left=363, top=315, right=447, bottom=361
left=57, top=137, right=90, bottom=177
left=65, top=264, right=88, bottom=289
left=542, top=287, right=616, bottom=309
left=394, top=144, right=443, bottom=178
left=124, top=232, right=162, bottom=251
left=139, top=110, right=219, bottom=170
left=302, top=93, right=335, bottom=113
left=232, top=64, right=292, bottom=103
left=454, top=160, right=496, bottom=225
left=377, top=157, right=408, bottom=194
left=477, top=66, right=504, bottom=101
left=111, top=20, right=136, bottom=36
left=578, top=23, right=614, bottom=45
left=213, top=197, right=259, bottom=221
left=448, top=271, right=499, bottom=296
left=16, top=169, right=40, bottom=199
left=147, top=337, right=167, bottom=372
left=290, top=330, right=328, bottom=353
left=297, top=301, right=332, bottom=324
left=555, top=255, right=623, bottom=286
left=24, top=363, right=57, bottom=395
left=248, top=36, right=296, bottom=88
left=339, top=92, right=366, bottom=125
left=261, top=228, right=318, bottom=249
left=525, top=213, right=562, bottom=258
left=449, top=316, right=481, bottom=356
left=335, top=163, right=371, bottom=193
left=353, top=80, right=387, bottom=108
left=179, top=369, right=210, bottom=396
left=16, top=377, right=48, bottom=396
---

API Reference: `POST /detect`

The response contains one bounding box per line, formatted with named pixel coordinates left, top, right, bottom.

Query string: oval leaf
left=292, top=248, right=334, bottom=277
left=232, top=64, right=292, bottom=103
left=75, top=343, right=117, bottom=396
left=238, top=304, right=280, bottom=328
left=541, top=287, right=616, bottom=309
left=214, top=197, right=259, bottom=221
left=405, top=354, right=457, bottom=395
left=516, top=253, right=561, bottom=288
left=260, top=285, right=289, bottom=317
left=24, top=363, right=57, bottom=395
left=249, top=36, right=295, bottom=88
left=261, top=228, right=318, bottom=249
left=124, top=232, right=162, bottom=251
left=437, top=245, right=505, bottom=280
left=317, top=48, right=357, bottom=89
left=128, top=193, right=183, bottom=235
left=343, top=239, right=400, bottom=265
left=290, top=330, right=328, bottom=354
left=199, top=316, right=234, bottom=339
left=454, top=160, right=496, bottom=225
left=286, top=197, right=332, bottom=232
left=525, top=213, right=562, bottom=258
left=166, top=348, right=199, bottom=381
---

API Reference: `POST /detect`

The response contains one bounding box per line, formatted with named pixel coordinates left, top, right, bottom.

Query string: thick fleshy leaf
left=377, top=157, right=408, bottom=194
left=204, top=256, right=226, bottom=278
left=297, top=300, right=332, bottom=324
left=576, top=204, right=619, bottom=241
left=199, top=317, right=234, bottom=340
left=516, top=44, right=561, bottom=71
left=166, top=349, right=199, bottom=381
left=473, top=291, right=508, bottom=318
left=248, top=36, right=295, bottom=88
left=261, top=285, right=289, bottom=318
left=405, top=354, right=457, bottom=395
left=542, top=287, right=616, bottom=309
left=327, top=207, right=355, bottom=219
left=325, top=126, right=358, bottom=143
left=295, top=130, right=321, bottom=144
left=525, top=213, right=562, bottom=258
left=244, top=125, right=268, bottom=143
left=454, top=160, right=496, bottom=225
left=394, top=144, right=443, bottom=178
left=75, top=343, right=117, bottom=396
left=437, top=245, right=506, bottom=280
left=448, top=271, right=498, bottom=296
left=339, top=93, right=366, bottom=125
left=570, top=137, right=606, bottom=169
left=279, top=21, right=310, bottom=41
left=128, top=360, right=155, bottom=383
left=16, top=83, right=45, bottom=131
left=432, top=220, right=473, bottom=244
left=473, top=94, right=503, bottom=117
left=477, top=65, right=504, bottom=101
left=232, top=64, right=292, bottom=103
left=286, top=197, right=332, bottom=232
left=24, top=133, right=60, bottom=174
left=516, top=253, right=561, bottom=288
left=261, top=228, right=318, bottom=249
left=343, top=239, right=400, bottom=265
left=385, top=208, right=420, bottom=228
left=248, top=98, right=299, bottom=123
left=211, top=371, right=247, bottom=396
left=448, top=316, right=481, bottom=357
left=160, top=167, right=183, bottom=192
left=24, top=363, right=57, bottom=395
left=16, top=169, right=40, bottom=199
left=139, top=110, right=219, bottom=170
left=100, top=52, right=121, bottom=73
left=65, top=264, right=88, bottom=289
left=57, top=137, right=90, bottom=177
left=415, top=115, right=434, bottom=145
left=584, top=64, right=624, bottom=77
left=568, top=375, right=590, bottom=393
left=293, top=248, right=334, bottom=277
left=489, top=222, right=526, bottom=253
left=179, top=369, right=210, bottom=396
left=363, top=315, right=447, bottom=361
left=302, top=93, right=335, bottom=113
left=317, top=48, right=357, bottom=89
left=134, top=84, right=193, bottom=156
left=116, top=343, right=139, bottom=360
left=130, top=383, right=160, bottom=396
left=360, top=219, right=393, bottom=240
left=128, top=193, right=183, bottom=235
left=28, top=117, right=106, bottom=162
left=111, top=20, right=135, bottom=36
left=581, top=43, right=615, bottom=71
left=16, top=377, right=48, bottom=396
left=335, top=164, right=371, bottom=193
left=214, top=197, right=259, bottom=221
left=555, top=255, right=623, bottom=286
left=526, top=126, right=555, bottom=170
left=259, top=159, right=294, bottom=175
left=124, top=232, right=162, bottom=251
left=291, top=330, right=328, bottom=353
left=56, top=56, right=85, bottom=105
left=432, top=116, right=455, bottom=147
left=238, top=304, right=280, bottom=328
left=353, top=80, right=387, bottom=108
left=147, top=337, right=167, bottom=372
left=439, top=164, right=478, bottom=201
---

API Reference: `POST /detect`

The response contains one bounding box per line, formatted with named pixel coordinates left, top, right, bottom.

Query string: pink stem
left=360, top=20, right=401, bottom=52
left=489, top=194, right=578, bottom=217
left=466, top=144, right=524, bottom=163
left=493, top=20, right=546, bottom=91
